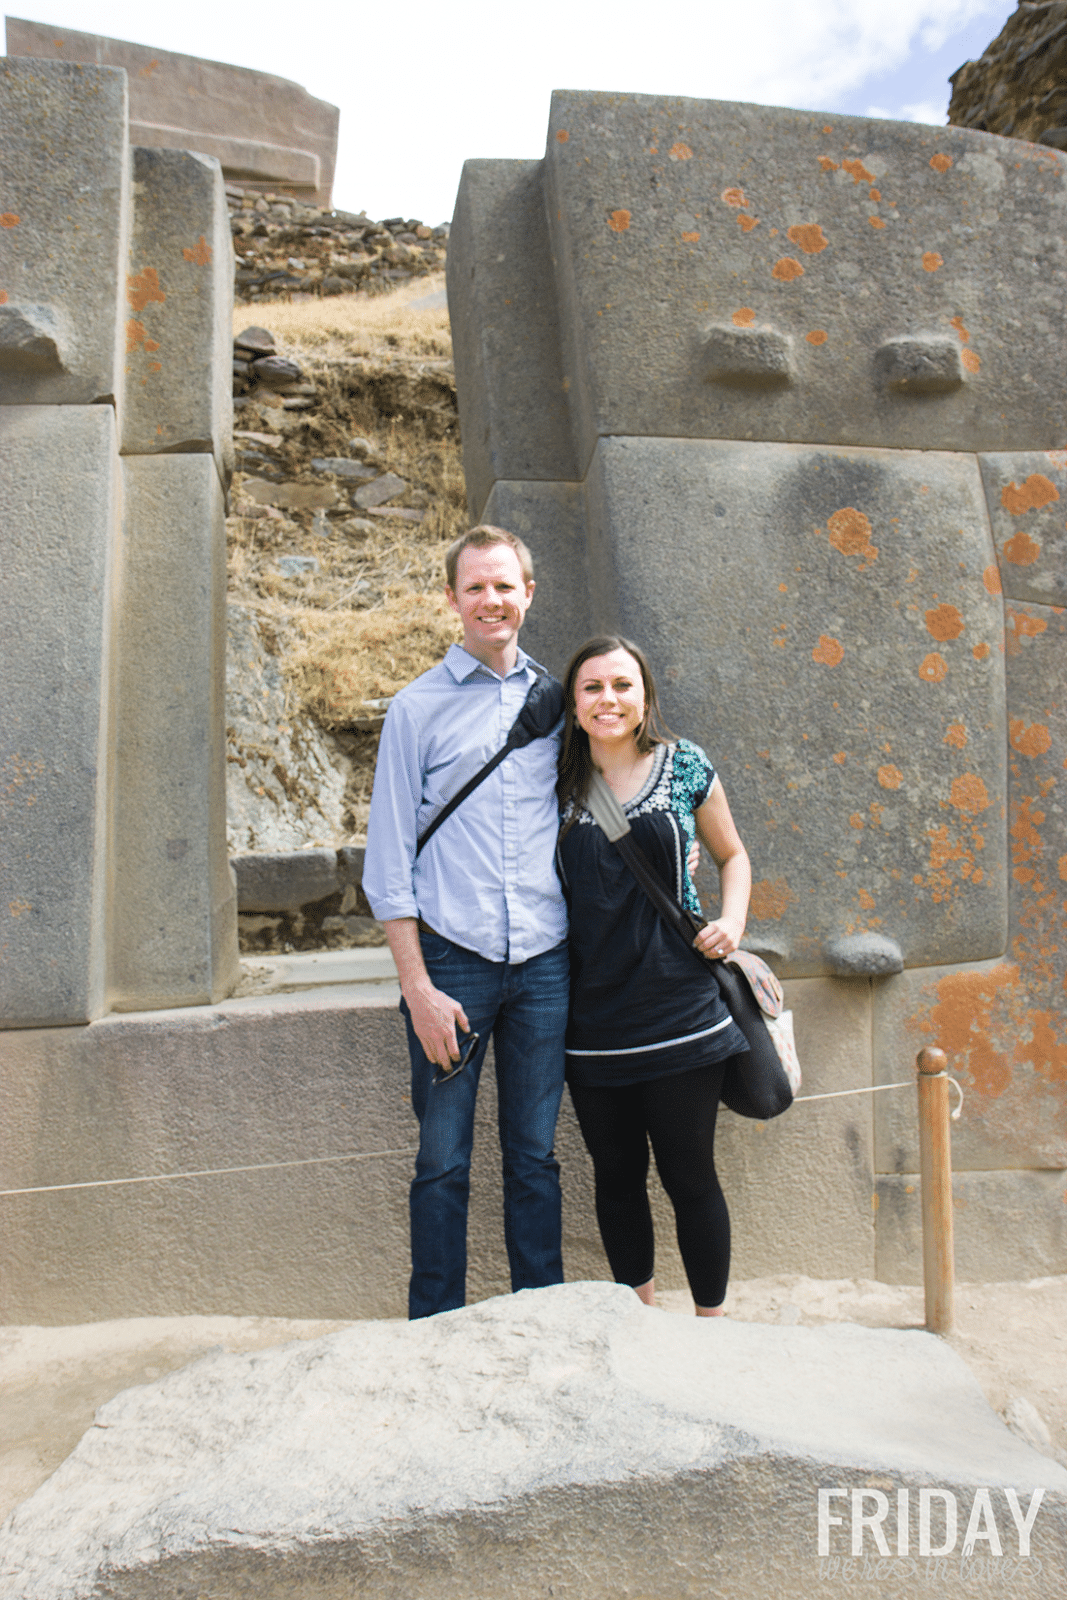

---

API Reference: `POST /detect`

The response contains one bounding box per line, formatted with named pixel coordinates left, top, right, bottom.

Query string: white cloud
left=6, top=0, right=1005, bottom=219
left=867, top=102, right=950, bottom=126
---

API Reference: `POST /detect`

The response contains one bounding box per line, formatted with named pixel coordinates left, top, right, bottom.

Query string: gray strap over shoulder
left=585, top=769, right=632, bottom=842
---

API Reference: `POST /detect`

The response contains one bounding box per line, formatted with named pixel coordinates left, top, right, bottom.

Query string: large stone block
left=447, top=161, right=578, bottom=518
left=718, top=976, right=877, bottom=1280
left=979, top=451, right=1067, bottom=606
left=121, top=148, right=234, bottom=482
left=110, top=457, right=238, bottom=1012
left=0, top=980, right=612, bottom=1324
left=0, top=58, right=129, bottom=409
left=539, top=94, right=1067, bottom=465
left=873, top=962, right=1067, bottom=1174
left=0, top=407, right=119, bottom=1028
left=6, top=19, right=340, bottom=208
left=481, top=479, right=589, bottom=677
left=875, top=1168, right=1067, bottom=1283
left=588, top=435, right=1007, bottom=976
left=3, top=1283, right=1065, bottom=1600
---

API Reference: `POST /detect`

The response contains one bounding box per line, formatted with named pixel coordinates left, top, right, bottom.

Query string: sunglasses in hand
left=432, top=1030, right=481, bottom=1086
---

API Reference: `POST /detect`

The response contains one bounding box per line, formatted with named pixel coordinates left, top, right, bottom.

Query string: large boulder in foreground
left=1, top=1282, right=1065, bottom=1598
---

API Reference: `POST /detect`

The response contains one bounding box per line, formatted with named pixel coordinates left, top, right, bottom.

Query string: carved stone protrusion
left=0, top=304, right=68, bottom=373
left=702, top=324, right=795, bottom=389
left=823, top=933, right=905, bottom=976
left=874, top=336, right=965, bottom=395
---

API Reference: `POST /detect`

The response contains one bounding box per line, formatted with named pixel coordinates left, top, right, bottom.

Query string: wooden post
left=916, top=1046, right=954, bottom=1334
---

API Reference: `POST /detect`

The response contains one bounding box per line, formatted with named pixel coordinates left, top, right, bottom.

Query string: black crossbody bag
left=584, top=769, right=795, bottom=1120
left=415, top=671, right=564, bottom=856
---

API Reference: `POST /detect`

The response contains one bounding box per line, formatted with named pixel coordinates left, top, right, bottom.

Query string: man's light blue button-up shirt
left=362, top=644, right=567, bottom=965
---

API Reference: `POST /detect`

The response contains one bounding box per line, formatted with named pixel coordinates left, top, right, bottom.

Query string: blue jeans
left=402, top=931, right=569, bottom=1319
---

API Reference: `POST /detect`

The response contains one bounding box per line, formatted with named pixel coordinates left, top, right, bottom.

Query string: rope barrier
left=0, top=1148, right=420, bottom=1198
left=795, top=1070, right=963, bottom=1121
left=0, top=1073, right=964, bottom=1199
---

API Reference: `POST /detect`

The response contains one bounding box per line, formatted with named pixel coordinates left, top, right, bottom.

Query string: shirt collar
left=444, top=643, right=535, bottom=684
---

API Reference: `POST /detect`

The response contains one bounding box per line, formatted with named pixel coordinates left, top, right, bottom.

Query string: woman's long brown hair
left=556, top=635, right=674, bottom=837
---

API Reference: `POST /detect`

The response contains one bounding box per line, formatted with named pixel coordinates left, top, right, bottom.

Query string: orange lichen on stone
left=787, top=223, right=828, bottom=254
left=868, top=188, right=881, bottom=202
left=1005, top=607, right=1048, bottom=652
left=961, top=349, right=981, bottom=374
left=772, top=257, right=804, bottom=282
left=1059, top=855, right=1067, bottom=880
left=749, top=877, right=796, bottom=920
left=1004, top=529, right=1041, bottom=566
left=849, top=813, right=865, bottom=829
left=869, top=217, right=886, bottom=229
left=0, top=291, right=7, bottom=305
left=857, top=888, right=876, bottom=909
left=925, top=603, right=964, bottom=642
left=919, top=653, right=947, bottom=682
left=556, top=130, right=569, bottom=142
left=982, top=565, right=1002, bottom=596
left=681, top=231, right=700, bottom=243
left=670, top=143, right=693, bottom=161
left=182, top=235, right=212, bottom=266
left=922, top=252, right=943, bottom=272
left=949, top=315, right=971, bottom=343
left=1010, top=719, right=1053, bottom=758
left=732, top=307, right=756, bottom=327
left=721, top=187, right=747, bottom=208
left=1, top=213, right=19, bottom=227
left=878, top=765, right=903, bottom=789
left=127, top=267, right=165, bottom=311
left=842, top=157, right=875, bottom=184
left=826, top=506, right=878, bottom=561
left=737, top=214, right=760, bottom=232
left=920, top=965, right=1020, bottom=1098
left=608, top=210, right=631, bottom=233
left=833, top=751, right=847, bottom=764
left=950, top=773, right=991, bottom=814
left=944, top=723, right=968, bottom=749
left=930, top=153, right=953, bottom=174
left=806, top=329, right=828, bottom=345
left=812, top=634, right=844, bottom=667
left=1001, top=474, right=1059, bottom=515
left=125, top=318, right=148, bottom=353
left=818, top=156, right=839, bottom=171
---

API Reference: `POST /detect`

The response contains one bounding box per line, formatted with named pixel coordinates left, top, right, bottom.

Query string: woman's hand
left=693, top=917, right=744, bottom=961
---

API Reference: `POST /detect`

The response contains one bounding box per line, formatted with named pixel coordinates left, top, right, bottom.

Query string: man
left=363, top=524, right=569, bottom=1319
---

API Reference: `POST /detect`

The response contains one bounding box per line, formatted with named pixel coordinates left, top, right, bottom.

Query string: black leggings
left=568, top=1058, right=731, bottom=1309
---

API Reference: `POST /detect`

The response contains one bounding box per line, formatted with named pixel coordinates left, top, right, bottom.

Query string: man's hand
left=383, top=918, right=471, bottom=1072
left=406, top=979, right=470, bottom=1072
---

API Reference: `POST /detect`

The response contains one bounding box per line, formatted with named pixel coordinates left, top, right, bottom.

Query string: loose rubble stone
left=354, top=471, right=408, bottom=508
left=234, top=326, right=276, bottom=354
left=1, top=1283, right=1064, bottom=1600
left=277, top=555, right=320, bottom=576
left=243, top=479, right=339, bottom=510
left=310, top=457, right=378, bottom=480
left=251, top=355, right=303, bottom=388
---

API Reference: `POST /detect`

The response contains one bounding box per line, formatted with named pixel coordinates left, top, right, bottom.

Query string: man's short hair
left=445, top=525, right=534, bottom=591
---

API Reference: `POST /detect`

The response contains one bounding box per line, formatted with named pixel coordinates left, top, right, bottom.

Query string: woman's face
left=573, top=648, right=647, bottom=746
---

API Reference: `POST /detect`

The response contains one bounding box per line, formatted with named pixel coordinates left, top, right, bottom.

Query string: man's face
left=446, top=543, right=535, bottom=660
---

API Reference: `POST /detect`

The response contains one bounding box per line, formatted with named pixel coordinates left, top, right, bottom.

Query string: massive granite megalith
left=0, top=57, right=237, bottom=1022
left=447, top=93, right=1067, bottom=1277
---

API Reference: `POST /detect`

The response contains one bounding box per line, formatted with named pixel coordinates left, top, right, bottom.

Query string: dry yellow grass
left=233, top=273, right=452, bottom=361
left=287, top=594, right=462, bottom=728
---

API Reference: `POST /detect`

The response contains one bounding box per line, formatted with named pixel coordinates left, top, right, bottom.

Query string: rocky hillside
left=948, top=1, right=1067, bottom=146
left=225, top=275, right=468, bottom=948
left=226, top=182, right=448, bottom=302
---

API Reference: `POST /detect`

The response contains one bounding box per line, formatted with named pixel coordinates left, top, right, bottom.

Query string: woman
left=556, top=635, right=752, bottom=1317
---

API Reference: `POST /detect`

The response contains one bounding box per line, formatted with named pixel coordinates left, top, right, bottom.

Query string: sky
left=5, top=1, right=1018, bottom=224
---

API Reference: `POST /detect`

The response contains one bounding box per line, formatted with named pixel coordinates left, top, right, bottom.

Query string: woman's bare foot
left=634, top=1278, right=655, bottom=1307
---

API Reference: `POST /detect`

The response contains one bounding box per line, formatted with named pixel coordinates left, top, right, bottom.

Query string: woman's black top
left=557, top=740, right=749, bottom=1087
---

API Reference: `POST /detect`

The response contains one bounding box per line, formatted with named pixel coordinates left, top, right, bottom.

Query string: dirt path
left=2, top=1275, right=1064, bottom=1523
